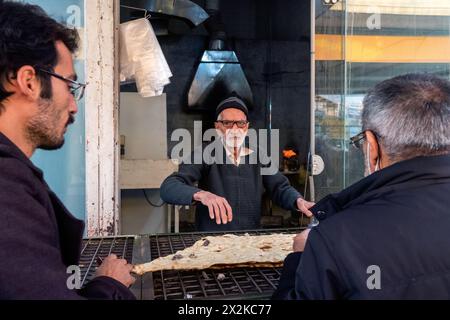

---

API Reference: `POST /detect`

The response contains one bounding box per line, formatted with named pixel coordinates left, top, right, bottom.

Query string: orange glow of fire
left=283, top=149, right=297, bottom=159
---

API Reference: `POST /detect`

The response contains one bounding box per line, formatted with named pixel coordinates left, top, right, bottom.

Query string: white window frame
left=84, top=0, right=121, bottom=236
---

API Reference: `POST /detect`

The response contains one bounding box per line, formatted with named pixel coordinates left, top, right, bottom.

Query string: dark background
left=121, top=0, right=311, bottom=165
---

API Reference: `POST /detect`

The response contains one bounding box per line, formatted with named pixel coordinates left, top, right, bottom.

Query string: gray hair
left=362, top=73, right=450, bottom=162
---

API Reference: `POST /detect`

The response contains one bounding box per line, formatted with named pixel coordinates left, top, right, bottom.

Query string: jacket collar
left=0, top=132, right=44, bottom=180
left=0, top=131, right=85, bottom=265
left=312, top=153, right=450, bottom=221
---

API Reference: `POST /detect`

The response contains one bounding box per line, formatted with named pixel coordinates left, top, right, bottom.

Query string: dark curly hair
left=0, top=1, right=79, bottom=109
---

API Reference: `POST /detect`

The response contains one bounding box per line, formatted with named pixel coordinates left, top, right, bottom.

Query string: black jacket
left=161, top=143, right=301, bottom=231
left=273, top=154, right=450, bottom=299
left=0, top=133, right=135, bottom=300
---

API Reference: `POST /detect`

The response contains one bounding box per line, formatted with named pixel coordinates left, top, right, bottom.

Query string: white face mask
left=217, top=128, right=247, bottom=148
left=365, top=141, right=380, bottom=176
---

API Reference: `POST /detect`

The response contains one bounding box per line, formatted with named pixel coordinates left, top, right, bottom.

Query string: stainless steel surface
left=120, top=0, right=209, bottom=26
left=309, top=0, right=317, bottom=226
left=188, top=50, right=253, bottom=110
left=188, top=0, right=253, bottom=111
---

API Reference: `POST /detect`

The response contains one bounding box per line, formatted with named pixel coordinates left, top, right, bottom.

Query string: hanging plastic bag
left=120, top=18, right=172, bottom=97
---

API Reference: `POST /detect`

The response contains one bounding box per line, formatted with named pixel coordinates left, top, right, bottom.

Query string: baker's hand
left=293, top=229, right=311, bottom=252
left=193, top=191, right=233, bottom=224
left=95, top=254, right=135, bottom=287
left=296, top=198, right=315, bottom=217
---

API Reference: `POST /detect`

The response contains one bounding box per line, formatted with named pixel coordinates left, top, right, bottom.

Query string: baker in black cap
left=160, top=95, right=314, bottom=231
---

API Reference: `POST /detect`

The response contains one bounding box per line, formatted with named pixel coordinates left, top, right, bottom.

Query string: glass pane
left=27, top=0, right=86, bottom=221
left=344, top=0, right=450, bottom=186
left=314, top=1, right=346, bottom=201
left=314, top=0, right=450, bottom=200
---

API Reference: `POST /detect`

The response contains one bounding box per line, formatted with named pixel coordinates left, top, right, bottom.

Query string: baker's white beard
left=218, top=129, right=246, bottom=148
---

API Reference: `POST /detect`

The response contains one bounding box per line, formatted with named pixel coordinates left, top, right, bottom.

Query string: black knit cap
left=215, top=94, right=249, bottom=120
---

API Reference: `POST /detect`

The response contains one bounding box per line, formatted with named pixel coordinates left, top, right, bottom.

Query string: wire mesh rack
left=80, top=228, right=301, bottom=300
left=147, top=228, right=300, bottom=300
left=79, top=236, right=135, bottom=288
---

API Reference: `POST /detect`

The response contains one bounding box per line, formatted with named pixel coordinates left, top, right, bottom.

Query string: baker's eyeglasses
left=216, top=120, right=249, bottom=129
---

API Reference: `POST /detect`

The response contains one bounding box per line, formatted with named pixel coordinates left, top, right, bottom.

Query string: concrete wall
left=119, top=93, right=170, bottom=235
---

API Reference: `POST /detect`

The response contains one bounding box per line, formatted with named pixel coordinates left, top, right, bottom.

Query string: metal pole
left=309, top=0, right=316, bottom=203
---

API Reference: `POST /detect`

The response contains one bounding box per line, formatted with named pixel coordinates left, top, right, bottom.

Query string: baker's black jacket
left=161, top=143, right=302, bottom=231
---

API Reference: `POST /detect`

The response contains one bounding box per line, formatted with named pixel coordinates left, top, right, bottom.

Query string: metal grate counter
left=80, top=228, right=301, bottom=300
left=79, top=236, right=135, bottom=288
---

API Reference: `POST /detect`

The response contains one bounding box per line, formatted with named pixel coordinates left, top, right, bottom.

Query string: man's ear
left=365, top=131, right=380, bottom=170
left=14, top=65, right=41, bottom=100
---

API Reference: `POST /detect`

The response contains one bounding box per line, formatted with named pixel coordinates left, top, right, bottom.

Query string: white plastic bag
left=120, top=18, right=172, bottom=97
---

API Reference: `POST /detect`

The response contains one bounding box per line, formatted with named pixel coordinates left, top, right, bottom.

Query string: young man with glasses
left=160, top=95, right=314, bottom=231
left=0, top=2, right=135, bottom=299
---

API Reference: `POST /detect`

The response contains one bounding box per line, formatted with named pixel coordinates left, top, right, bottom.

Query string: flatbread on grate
left=132, top=233, right=295, bottom=275
left=209, top=262, right=284, bottom=269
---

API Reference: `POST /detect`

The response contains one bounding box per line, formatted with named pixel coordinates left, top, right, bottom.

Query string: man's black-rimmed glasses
left=37, top=68, right=86, bottom=101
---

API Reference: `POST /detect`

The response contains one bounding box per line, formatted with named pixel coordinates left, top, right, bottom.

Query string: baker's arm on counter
left=160, top=161, right=204, bottom=205
left=262, top=171, right=314, bottom=216
left=160, top=160, right=233, bottom=224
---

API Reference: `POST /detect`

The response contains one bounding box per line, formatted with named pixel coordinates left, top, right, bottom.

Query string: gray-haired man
left=274, top=73, right=450, bottom=300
